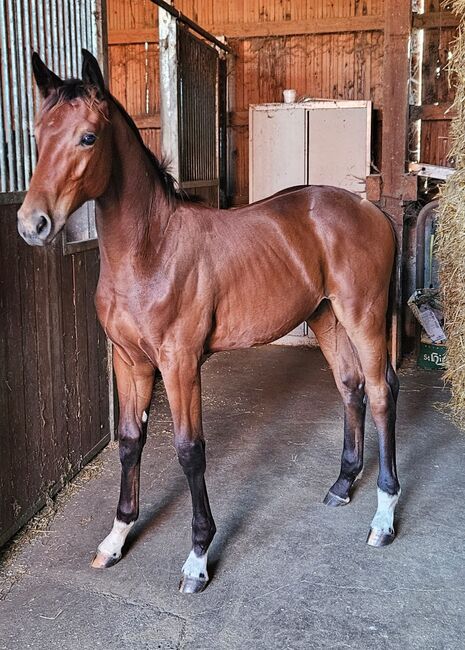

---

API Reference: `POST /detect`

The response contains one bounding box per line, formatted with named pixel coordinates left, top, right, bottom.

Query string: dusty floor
left=0, top=346, right=464, bottom=650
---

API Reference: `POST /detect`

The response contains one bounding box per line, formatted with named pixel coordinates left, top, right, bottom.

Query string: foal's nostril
left=33, top=212, right=52, bottom=239
left=36, top=215, right=48, bottom=234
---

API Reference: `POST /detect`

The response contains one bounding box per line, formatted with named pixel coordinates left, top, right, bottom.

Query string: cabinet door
left=249, top=106, right=307, bottom=203
left=307, top=106, right=370, bottom=195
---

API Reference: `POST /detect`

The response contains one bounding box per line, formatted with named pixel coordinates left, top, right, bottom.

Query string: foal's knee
left=118, top=421, right=145, bottom=467
left=175, top=437, right=206, bottom=476
left=340, top=371, right=365, bottom=407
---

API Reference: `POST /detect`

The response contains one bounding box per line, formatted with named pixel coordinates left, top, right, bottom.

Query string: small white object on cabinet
left=248, top=100, right=372, bottom=345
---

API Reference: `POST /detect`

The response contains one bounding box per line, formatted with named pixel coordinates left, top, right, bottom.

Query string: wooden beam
left=410, top=103, right=456, bottom=121
left=380, top=1, right=412, bottom=365
left=134, top=114, right=161, bottom=129
left=108, top=29, right=158, bottom=45
left=207, top=15, right=384, bottom=40
left=413, top=11, right=459, bottom=30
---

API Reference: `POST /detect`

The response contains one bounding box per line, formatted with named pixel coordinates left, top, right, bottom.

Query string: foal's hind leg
left=308, top=302, right=366, bottom=506
left=331, top=299, right=400, bottom=547
left=92, top=352, right=154, bottom=568
left=159, top=350, right=216, bottom=594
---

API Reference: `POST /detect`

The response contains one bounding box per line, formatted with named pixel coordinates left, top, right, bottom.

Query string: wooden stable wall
left=417, top=1, right=456, bottom=167
left=0, top=204, right=110, bottom=547
left=107, top=0, right=458, bottom=205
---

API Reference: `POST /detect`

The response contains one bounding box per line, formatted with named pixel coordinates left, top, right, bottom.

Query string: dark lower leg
left=325, top=386, right=366, bottom=505
left=116, top=421, right=147, bottom=523
left=92, top=420, right=146, bottom=568
left=176, top=438, right=216, bottom=556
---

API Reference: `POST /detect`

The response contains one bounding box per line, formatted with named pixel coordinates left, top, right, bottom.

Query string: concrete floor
left=1, top=346, right=464, bottom=650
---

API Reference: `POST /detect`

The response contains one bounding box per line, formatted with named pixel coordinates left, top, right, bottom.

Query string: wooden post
left=380, top=1, right=412, bottom=366
left=158, top=2, right=180, bottom=181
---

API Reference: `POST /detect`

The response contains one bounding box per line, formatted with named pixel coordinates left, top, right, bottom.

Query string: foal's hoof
left=323, top=491, right=350, bottom=507
left=179, top=574, right=208, bottom=594
left=91, top=550, right=121, bottom=569
left=366, top=528, right=395, bottom=548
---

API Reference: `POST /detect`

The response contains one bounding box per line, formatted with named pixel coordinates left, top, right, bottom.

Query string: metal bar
left=63, top=0, right=72, bottom=78
left=0, top=81, right=7, bottom=192
left=68, top=0, right=78, bottom=75
left=15, top=0, right=31, bottom=186
left=6, top=0, right=23, bottom=189
left=57, top=0, right=66, bottom=77
left=0, top=0, right=9, bottom=192
left=44, top=0, right=53, bottom=68
left=86, top=0, right=93, bottom=51
left=23, top=0, right=37, bottom=172
left=50, top=0, right=59, bottom=71
left=37, top=0, right=46, bottom=60
left=149, top=0, right=231, bottom=53
left=75, top=0, right=83, bottom=75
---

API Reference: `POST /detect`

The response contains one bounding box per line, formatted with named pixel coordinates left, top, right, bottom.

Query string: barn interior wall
left=106, top=0, right=457, bottom=205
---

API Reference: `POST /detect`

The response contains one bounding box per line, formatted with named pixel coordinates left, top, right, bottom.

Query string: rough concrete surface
left=1, top=346, right=464, bottom=650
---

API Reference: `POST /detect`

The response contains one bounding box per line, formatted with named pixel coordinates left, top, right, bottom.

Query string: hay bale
left=436, top=1, right=465, bottom=429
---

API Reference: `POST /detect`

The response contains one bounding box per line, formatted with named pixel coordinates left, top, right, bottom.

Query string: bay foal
left=18, top=51, right=400, bottom=593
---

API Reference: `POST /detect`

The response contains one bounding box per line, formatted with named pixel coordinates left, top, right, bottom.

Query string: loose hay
left=436, top=1, right=465, bottom=429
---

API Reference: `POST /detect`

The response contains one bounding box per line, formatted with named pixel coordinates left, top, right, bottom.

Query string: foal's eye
left=80, top=133, right=97, bottom=147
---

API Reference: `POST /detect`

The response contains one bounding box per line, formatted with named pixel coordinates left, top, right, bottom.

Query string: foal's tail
left=378, top=206, right=399, bottom=349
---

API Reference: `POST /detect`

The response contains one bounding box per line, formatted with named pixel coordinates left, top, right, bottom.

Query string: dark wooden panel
left=0, top=204, right=110, bottom=547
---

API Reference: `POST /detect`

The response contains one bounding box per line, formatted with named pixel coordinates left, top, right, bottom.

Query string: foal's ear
left=81, top=49, right=106, bottom=95
left=32, top=52, right=62, bottom=98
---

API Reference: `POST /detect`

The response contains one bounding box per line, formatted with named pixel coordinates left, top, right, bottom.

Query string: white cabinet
left=248, top=100, right=372, bottom=345
left=249, top=100, right=372, bottom=203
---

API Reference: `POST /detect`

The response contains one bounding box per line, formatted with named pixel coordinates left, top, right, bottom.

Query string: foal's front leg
left=160, top=352, right=216, bottom=594
left=92, top=352, right=154, bottom=568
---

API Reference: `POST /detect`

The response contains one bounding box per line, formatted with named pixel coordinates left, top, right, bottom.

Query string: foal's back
left=168, top=185, right=394, bottom=351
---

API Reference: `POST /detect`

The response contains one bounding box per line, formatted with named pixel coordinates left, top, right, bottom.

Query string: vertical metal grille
left=177, top=25, right=219, bottom=206
left=0, top=0, right=99, bottom=194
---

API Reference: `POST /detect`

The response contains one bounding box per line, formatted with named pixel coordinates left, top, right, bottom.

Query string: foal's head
left=18, top=50, right=111, bottom=246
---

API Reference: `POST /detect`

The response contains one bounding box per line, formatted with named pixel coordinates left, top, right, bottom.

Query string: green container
left=417, top=341, right=446, bottom=370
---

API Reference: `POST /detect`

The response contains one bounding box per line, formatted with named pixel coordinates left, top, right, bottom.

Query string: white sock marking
left=98, top=518, right=134, bottom=559
left=370, top=488, right=400, bottom=534
left=182, top=549, right=208, bottom=581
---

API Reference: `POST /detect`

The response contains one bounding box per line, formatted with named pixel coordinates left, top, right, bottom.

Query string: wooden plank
left=83, top=251, right=101, bottom=452
left=410, top=103, right=456, bottom=121
left=108, top=28, right=158, bottom=45
left=420, top=120, right=452, bottom=167
left=134, top=114, right=161, bottom=129
left=413, top=11, right=459, bottom=30
left=18, top=241, right=45, bottom=507
left=72, top=254, right=92, bottom=462
left=47, top=239, right=69, bottom=480
left=206, top=15, right=384, bottom=39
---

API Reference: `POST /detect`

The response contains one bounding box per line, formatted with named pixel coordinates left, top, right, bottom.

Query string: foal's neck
left=96, top=102, right=172, bottom=266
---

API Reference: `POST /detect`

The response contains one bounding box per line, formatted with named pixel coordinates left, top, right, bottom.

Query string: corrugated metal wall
left=0, top=0, right=99, bottom=193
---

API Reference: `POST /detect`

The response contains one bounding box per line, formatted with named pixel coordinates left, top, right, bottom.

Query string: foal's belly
left=207, top=280, right=322, bottom=351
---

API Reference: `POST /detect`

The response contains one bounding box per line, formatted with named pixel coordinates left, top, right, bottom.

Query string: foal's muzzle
left=17, top=209, right=53, bottom=246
